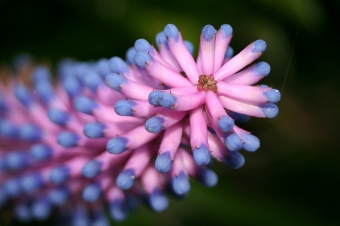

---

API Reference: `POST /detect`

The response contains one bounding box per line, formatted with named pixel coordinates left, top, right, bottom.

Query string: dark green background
left=0, top=0, right=339, bottom=225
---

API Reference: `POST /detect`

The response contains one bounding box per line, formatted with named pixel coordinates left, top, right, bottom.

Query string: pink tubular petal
left=217, top=81, right=270, bottom=104
left=158, top=44, right=182, bottom=72
left=164, top=86, right=198, bottom=96
left=148, top=45, right=177, bottom=70
left=214, top=32, right=232, bottom=72
left=205, top=91, right=231, bottom=132
left=141, top=165, right=163, bottom=194
left=171, top=150, right=186, bottom=177
left=93, top=104, right=144, bottom=125
left=218, top=95, right=266, bottom=118
left=189, top=106, right=208, bottom=149
left=169, top=91, right=206, bottom=111
left=77, top=135, right=110, bottom=149
left=145, top=58, right=192, bottom=87
left=196, top=53, right=203, bottom=75
left=198, top=34, right=215, bottom=75
left=154, top=110, right=186, bottom=131
left=223, top=63, right=265, bottom=85
left=123, top=143, right=153, bottom=177
left=158, top=121, right=183, bottom=159
left=167, top=32, right=199, bottom=84
left=106, top=185, right=125, bottom=202
left=127, top=65, right=163, bottom=89
left=96, top=85, right=125, bottom=106
left=208, top=131, right=227, bottom=161
left=171, top=149, right=196, bottom=177
left=101, top=123, right=136, bottom=138
left=94, top=151, right=131, bottom=173
left=214, top=41, right=264, bottom=81
left=124, top=125, right=159, bottom=150
left=118, top=79, right=155, bottom=100
left=180, top=149, right=197, bottom=176
left=127, top=100, right=163, bottom=118
left=62, top=156, right=91, bottom=178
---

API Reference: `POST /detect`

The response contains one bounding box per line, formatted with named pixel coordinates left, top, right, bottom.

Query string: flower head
left=0, top=23, right=280, bottom=224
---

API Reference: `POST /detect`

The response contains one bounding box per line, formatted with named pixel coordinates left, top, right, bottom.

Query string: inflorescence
left=0, top=23, right=280, bottom=224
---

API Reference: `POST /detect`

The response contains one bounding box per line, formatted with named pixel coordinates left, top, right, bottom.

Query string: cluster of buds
left=0, top=24, right=280, bottom=225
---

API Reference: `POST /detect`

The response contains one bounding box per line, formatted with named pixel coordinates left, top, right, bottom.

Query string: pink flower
left=0, top=23, right=280, bottom=224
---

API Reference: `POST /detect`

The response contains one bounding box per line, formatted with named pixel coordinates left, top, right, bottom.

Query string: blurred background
left=0, top=0, right=339, bottom=225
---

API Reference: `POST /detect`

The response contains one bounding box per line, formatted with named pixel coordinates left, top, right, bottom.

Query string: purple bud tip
left=116, top=169, right=136, bottom=190
left=74, top=96, right=97, bottom=115
left=198, top=168, right=218, bottom=187
left=30, top=144, right=52, bottom=161
left=21, top=173, right=43, bottom=193
left=184, top=40, right=194, bottom=55
left=47, top=108, right=70, bottom=125
left=164, top=24, right=179, bottom=41
left=48, top=187, right=69, bottom=206
left=32, top=66, right=51, bottom=82
left=223, top=151, right=245, bottom=169
left=156, top=32, right=168, bottom=48
left=106, top=137, right=128, bottom=154
left=0, top=95, right=8, bottom=112
left=202, top=25, right=216, bottom=41
left=14, top=84, right=33, bottom=107
left=126, top=47, right=136, bottom=65
left=19, top=123, right=42, bottom=141
left=155, top=152, right=172, bottom=173
left=134, top=52, right=152, bottom=69
left=252, top=39, right=267, bottom=53
left=15, top=203, right=31, bottom=222
left=84, top=71, right=103, bottom=91
left=4, top=178, right=21, bottom=197
left=105, top=73, right=127, bottom=91
left=109, top=200, right=129, bottom=222
left=62, top=76, right=81, bottom=97
left=218, top=115, right=235, bottom=132
left=72, top=206, right=90, bottom=225
left=97, top=58, right=111, bottom=78
left=264, top=89, right=281, bottom=103
left=148, top=91, right=163, bottom=106
left=57, top=131, right=79, bottom=147
left=145, top=117, right=164, bottom=133
left=84, top=122, right=106, bottom=138
left=193, top=144, right=211, bottom=166
left=242, top=133, right=260, bottom=152
left=114, top=100, right=136, bottom=116
left=220, top=24, right=233, bottom=37
left=92, top=210, right=110, bottom=226
left=0, top=120, right=18, bottom=138
left=0, top=186, right=8, bottom=207
left=172, top=171, right=191, bottom=195
left=35, top=81, right=55, bottom=103
left=50, top=165, right=69, bottom=184
left=253, top=61, right=270, bottom=76
left=82, top=183, right=101, bottom=203
left=6, top=151, right=29, bottom=170
left=261, top=103, right=279, bottom=118
left=158, top=92, right=176, bottom=109
left=134, top=39, right=152, bottom=52
left=75, top=63, right=89, bottom=80
left=225, top=46, right=234, bottom=59
left=149, top=189, right=168, bottom=212
left=224, top=133, right=242, bottom=151
left=109, top=57, right=129, bottom=74
left=82, top=160, right=102, bottom=178
left=32, top=198, right=52, bottom=220
left=0, top=157, right=6, bottom=172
